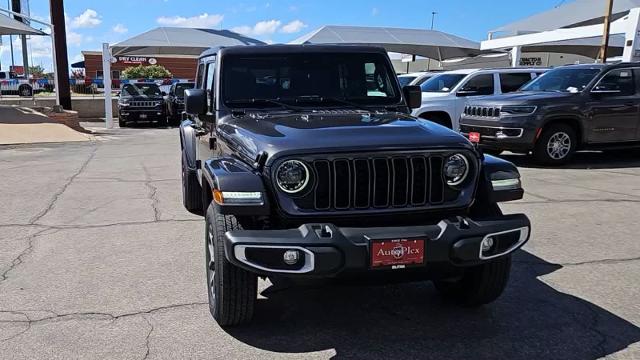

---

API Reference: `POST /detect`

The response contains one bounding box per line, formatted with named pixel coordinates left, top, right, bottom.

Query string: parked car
left=165, top=82, right=195, bottom=126
left=412, top=68, right=547, bottom=130
left=397, top=72, right=435, bottom=87
left=460, top=63, right=640, bottom=164
left=179, top=44, right=531, bottom=326
left=0, top=71, right=47, bottom=97
left=117, top=83, right=167, bottom=127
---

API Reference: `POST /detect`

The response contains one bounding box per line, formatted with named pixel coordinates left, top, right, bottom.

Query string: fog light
left=481, top=237, right=495, bottom=253
left=283, top=250, right=300, bottom=265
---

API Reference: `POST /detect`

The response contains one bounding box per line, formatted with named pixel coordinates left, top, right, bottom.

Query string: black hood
left=468, top=91, right=579, bottom=106
left=216, top=111, right=474, bottom=164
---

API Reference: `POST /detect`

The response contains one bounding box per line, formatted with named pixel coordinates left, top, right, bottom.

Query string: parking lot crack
left=0, top=228, right=59, bottom=285
left=141, top=315, right=154, bottom=360
left=0, top=302, right=208, bottom=327
left=515, top=255, right=640, bottom=267
left=28, top=145, right=98, bottom=225
left=142, top=165, right=161, bottom=221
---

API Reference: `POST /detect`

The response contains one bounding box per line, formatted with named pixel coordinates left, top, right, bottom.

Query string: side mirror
left=184, top=89, right=207, bottom=115
left=403, top=85, right=422, bottom=109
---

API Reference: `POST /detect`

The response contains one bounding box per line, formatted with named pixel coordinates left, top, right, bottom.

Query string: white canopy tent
left=110, top=27, right=265, bottom=56
left=0, top=13, right=45, bottom=35
left=489, top=0, right=640, bottom=36
left=290, top=25, right=482, bottom=61
left=483, top=8, right=640, bottom=65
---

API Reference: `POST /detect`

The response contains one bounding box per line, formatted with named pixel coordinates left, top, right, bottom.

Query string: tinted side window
left=595, top=69, right=635, bottom=96
left=205, top=62, right=216, bottom=110
left=500, top=73, right=533, bottom=93
left=0, top=73, right=5, bottom=79
left=196, top=63, right=205, bottom=88
left=461, top=74, right=494, bottom=95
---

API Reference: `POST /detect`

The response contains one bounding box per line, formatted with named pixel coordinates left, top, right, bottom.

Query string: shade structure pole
left=102, top=43, right=113, bottom=129
left=511, top=46, right=522, bottom=67
left=50, top=24, right=60, bottom=107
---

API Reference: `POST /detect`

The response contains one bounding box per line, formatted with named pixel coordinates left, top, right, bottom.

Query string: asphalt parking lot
left=1, top=124, right=639, bottom=359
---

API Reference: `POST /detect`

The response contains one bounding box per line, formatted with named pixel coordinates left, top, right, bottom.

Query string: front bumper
left=223, top=214, right=530, bottom=278
left=119, top=108, right=165, bottom=121
left=459, top=116, right=538, bottom=151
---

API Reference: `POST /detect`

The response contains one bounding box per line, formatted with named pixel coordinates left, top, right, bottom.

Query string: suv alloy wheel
left=533, top=123, right=577, bottom=165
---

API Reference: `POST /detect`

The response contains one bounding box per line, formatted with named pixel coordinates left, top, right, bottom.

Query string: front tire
left=532, top=123, right=576, bottom=165
left=205, top=204, right=257, bottom=326
left=19, top=85, right=33, bottom=97
left=118, top=116, right=127, bottom=128
left=434, top=255, right=511, bottom=306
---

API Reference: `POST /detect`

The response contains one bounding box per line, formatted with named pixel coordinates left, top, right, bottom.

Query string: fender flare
left=179, top=120, right=198, bottom=171
left=203, top=157, right=270, bottom=216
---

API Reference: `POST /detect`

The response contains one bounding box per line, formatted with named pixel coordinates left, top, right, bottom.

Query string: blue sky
left=0, top=0, right=567, bottom=72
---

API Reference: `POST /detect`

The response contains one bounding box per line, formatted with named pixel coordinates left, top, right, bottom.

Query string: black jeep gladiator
left=165, top=82, right=195, bottom=126
left=460, top=63, right=640, bottom=164
left=179, top=45, right=531, bottom=326
left=117, top=82, right=167, bottom=127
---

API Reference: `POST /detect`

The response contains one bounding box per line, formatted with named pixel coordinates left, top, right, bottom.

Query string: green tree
left=122, top=64, right=172, bottom=79
left=29, top=65, right=46, bottom=78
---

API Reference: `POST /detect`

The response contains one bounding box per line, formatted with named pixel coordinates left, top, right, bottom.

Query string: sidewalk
left=0, top=105, right=93, bottom=145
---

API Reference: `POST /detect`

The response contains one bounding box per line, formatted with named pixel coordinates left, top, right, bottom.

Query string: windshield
left=420, top=73, right=467, bottom=92
left=175, top=83, right=195, bottom=97
left=121, top=83, right=162, bottom=97
left=398, top=76, right=417, bottom=87
left=521, top=67, right=601, bottom=93
left=222, top=52, right=400, bottom=107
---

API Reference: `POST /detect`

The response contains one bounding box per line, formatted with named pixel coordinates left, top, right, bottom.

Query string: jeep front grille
left=130, top=101, right=158, bottom=108
left=303, top=155, right=454, bottom=211
left=464, top=106, right=500, bottom=118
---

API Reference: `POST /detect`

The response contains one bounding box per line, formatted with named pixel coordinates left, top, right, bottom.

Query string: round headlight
left=444, top=154, right=469, bottom=186
left=276, top=160, right=310, bottom=194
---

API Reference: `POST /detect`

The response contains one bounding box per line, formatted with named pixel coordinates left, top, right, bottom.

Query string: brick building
left=81, top=51, right=198, bottom=81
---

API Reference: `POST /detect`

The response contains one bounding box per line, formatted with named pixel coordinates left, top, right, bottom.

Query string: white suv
left=412, top=68, right=547, bottom=130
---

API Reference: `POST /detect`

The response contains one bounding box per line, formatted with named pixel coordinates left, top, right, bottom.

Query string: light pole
left=427, top=11, right=437, bottom=71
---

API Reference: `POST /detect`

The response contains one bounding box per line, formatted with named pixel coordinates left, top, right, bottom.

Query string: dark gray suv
left=459, top=63, right=640, bottom=164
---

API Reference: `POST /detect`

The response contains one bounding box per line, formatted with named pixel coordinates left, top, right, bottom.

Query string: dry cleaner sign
left=114, top=56, right=158, bottom=65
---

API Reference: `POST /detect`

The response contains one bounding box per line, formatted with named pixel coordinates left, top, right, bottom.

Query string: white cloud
left=71, top=9, right=102, bottom=28
left=280, top=20, right=306, bottom=34
left=232, top=20, right=281, bottom=36
left=156, top=13, right=224, bottom=28
left=66, top=31, right=83, bottom=46
left=112, top=24, right=128, bottom=33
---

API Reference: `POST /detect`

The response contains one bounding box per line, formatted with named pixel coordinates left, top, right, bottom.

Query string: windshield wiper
left=227, top=98, right=303, bottom=112
left=294, top=95, right=376, bottom=113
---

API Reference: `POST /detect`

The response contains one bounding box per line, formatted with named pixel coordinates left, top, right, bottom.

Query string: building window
left=112, top=70, right=120, bottom=80
left=96, top=70, right=104, bottom=79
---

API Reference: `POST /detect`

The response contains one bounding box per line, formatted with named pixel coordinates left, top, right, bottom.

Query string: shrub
left=122, top=64, right=172, bottom=79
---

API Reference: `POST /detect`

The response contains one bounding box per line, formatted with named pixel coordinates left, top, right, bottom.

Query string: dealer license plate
left=469, top=132, right=481, bottom=143
left=370, top=238, right=425, bottom=269
left=139, top=113, right=148, bottom=119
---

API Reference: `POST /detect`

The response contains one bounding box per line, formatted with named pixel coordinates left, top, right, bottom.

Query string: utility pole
left=11, top=0, right=29, bottom=77
left=50, top=0, right=72, bottom=109
left=598, top=0, right=614, bottom=62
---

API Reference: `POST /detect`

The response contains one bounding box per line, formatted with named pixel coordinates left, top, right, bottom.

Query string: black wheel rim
left=206, top=221, right=216, bottom=304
